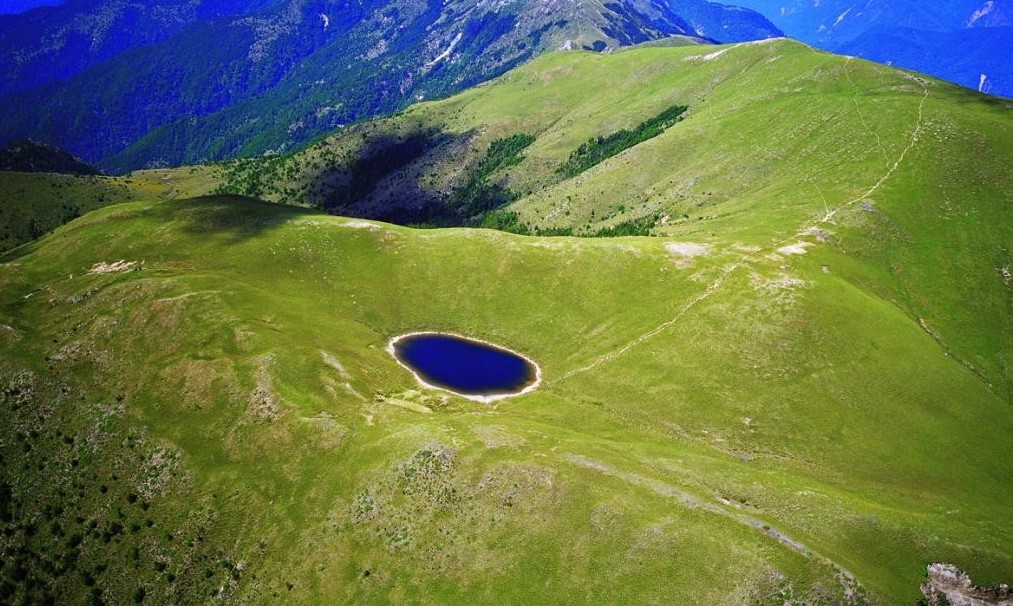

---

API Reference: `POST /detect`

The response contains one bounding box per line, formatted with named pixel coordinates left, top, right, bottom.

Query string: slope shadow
left=163, top=194, right=313, bottom=244
left=0, top=194, right=309, bottom=268
left=307, top=127, right=487, bottom=227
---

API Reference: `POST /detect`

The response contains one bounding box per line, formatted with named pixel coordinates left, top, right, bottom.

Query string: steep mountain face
left=650, top=1, right=782, bottom=41
left=1, top=39, right=1012, bottom=604
left=726, top=0, right=998, bottom=44
left=0, top=0, right=780, bottom=173
left=964, top=0, right=1013, bottom=26
left=726, top=0, right=1013, bottom=97
left=0, top=0, right=269, bottom=99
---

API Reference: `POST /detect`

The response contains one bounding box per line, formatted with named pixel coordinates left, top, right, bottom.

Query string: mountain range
left=0, top=0, right=780, bottom=173
left=727, top=0, right=1013, bottom=97
left=3, top=0, right=1010, bottom=176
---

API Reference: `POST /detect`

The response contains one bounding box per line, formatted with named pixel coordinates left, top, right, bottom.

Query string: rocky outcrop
left=921, top=563, right=1013, bottom=606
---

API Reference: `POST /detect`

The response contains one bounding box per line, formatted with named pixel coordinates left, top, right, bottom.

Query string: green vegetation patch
left=558, top=104, right=688, bottom=177
left=474, top=134, right=536, bottom=179
left=213, top=155, right=290, bottom=201
left=587, top=214, right=658, bottom=237
left=445, top=134, right=536, bottom=224
left=0, top=173, right=136, bottom=252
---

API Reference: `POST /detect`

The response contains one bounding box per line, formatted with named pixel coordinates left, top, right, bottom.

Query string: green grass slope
left=0, top=165, right=222, bottom=252
left=214, top=38, right=1013, bottom=401
left=0, top=40, right=1011, bottom=604
left=0, top=172, right=143, bottom=253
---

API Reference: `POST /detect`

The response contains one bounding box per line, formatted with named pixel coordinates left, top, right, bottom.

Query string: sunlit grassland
left=1, top=39, right=1011, bottom=604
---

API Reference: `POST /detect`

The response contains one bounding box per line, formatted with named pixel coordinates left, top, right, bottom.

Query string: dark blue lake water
left=392, top=333, right=538, bottom=398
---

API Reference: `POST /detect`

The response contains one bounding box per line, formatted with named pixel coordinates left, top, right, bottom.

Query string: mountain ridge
left=839, top=24, right=1013, bottom=96
left=725, top=0, right=1013, bottom=98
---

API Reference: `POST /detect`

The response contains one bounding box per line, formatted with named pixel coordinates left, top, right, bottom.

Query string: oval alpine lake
left=388, top=332, right=541, bottom=402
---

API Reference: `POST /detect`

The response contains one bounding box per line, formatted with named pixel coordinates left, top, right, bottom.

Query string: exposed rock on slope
left=921, top=563, right=1013, bottom=606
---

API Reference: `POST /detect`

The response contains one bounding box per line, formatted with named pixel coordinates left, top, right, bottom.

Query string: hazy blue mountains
left=726, top=0, right=1013, bottom=97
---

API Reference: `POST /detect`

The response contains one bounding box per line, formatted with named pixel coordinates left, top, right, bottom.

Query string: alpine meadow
left=1, top=8, right=1012, bottom=606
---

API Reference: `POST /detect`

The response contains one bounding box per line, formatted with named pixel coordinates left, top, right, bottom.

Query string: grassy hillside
left=0, top=165, right=219, bottom=252
left=1, top=40, right=1012, bottom=603
left=213, top=39, right=1013, bottom=400
left=212, top=38, right=1002, bottom=240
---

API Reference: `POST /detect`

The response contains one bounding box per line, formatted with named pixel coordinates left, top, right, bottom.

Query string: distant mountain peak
left=0, top=139, right=101, bottom=175
left=723, top=0, right=1013, bottom=98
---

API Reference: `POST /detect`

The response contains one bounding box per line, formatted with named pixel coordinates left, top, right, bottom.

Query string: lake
left=389, top=333, right=540, bottom=401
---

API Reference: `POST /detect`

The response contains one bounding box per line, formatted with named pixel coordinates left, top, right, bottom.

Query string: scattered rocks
left=802, top=226, right=833, bottom=242
left=66, top=287, right=99, bottom=304
left=730, top=450, right=754, bottom=462
left=666, top=242, right=712, bottom=267
left=351, top=490, right=379, bottom=523
left=136, top=443, right=182, bottom=501
left=755, top=274, right=808, bottom=291
left=398, top=443, right=455, bottom=488
left=0, top=323, right=21, bottom=342
left=88, top=260, right=139, bottom=274
left=665, top=242, right=712, bottom=257
left=776, top=242, right=812, bottom=256
left=248, top=354, right=282, bottom=421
